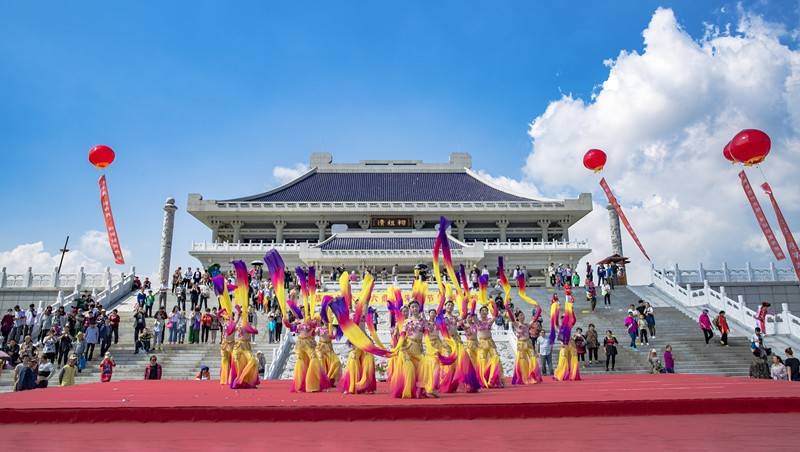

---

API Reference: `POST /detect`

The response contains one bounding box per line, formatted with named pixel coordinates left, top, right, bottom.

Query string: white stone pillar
left=231, top=220, right=244, bottom=243
left=158, top=198, right=178, bottom=291
left=746, top=261, right=754, bottom=282
left=722, top=262, right=730, bottom=282
left=210, top=219, right=221, bottom=243
left=52, top=266, right=59, bottom=288
left=453, top=219, right=467, bottom=242
left=496, top=218, right=509, bottom=242
left=698, top=262, right=706, bottom=282
left=607, top=205, right=623, bottom=255
left=673, top=263, right=681, bottom=285
left=537, top=219, right=549, bottom=243
left=0, top=267, right=6, bottom=288
left=25, top=267, right=33, bottom=288
left=316, top=220, right=329, bottom=243
left=769, top=262, right=778, bottom=281
left=78, top=266, right=85, bottom=291
left=105, top=266, right=112, bottom=291
left=274, top=219, right=287, bottom=242
left=559, top=219, right=570, bottom=242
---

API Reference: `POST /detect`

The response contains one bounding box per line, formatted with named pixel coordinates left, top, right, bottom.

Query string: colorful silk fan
left=330, top=297, right=392, bottom=358
left=264, top=250, right=289, bottom=326
left=353, top=272, right=375, bottom=325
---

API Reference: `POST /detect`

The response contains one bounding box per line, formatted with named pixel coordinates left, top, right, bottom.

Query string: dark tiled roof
left=231, top=171, right=533, bottom=202
left=317, top=236, right=463, bottom=251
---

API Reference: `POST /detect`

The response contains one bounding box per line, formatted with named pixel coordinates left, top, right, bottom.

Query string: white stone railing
left=51, top=267, right=137, bottom=310
left=267, top=333, right=295, bottom=380
left=651, top=266, right=800, bottom=339
left=476, top=239, right=590, bottom=251
left=0, top=266, right=124, bottom=290
left=659, top=262, right=797, bottom=285
left=191, top=241, right=309, bottom=253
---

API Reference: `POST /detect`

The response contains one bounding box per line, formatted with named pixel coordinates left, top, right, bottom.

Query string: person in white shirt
left=24, top=305, right=36, bottom=339
left=536, top=330, right=552, bottom=376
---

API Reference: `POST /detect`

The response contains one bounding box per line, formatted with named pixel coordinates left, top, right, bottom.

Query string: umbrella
left=251, top=261, right=264, bottom=266
left=596, top=254, right=631, bottom=265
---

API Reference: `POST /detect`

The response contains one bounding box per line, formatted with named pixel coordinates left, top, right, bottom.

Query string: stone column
left=496, top=218, right=509, bottom=242
left=559, top=218, right=571, bottom=242
left=158, top=197, right=178, bottom=291
left=316, top=220, right=330, bottom=243
left=210, top=219, right=221, bottom=243
left=453, top=219, right=467, bottom=241
left=414, top=218, right=425, bottom=230
left=537, top=220, right=550, bottom=243
left=358, top=219, right=370, bottom=230
left=607, top=204, right=623, bottom=256
left=231, top=220, right=244, bottom=243
left=273, top=219, right=287, bottom=243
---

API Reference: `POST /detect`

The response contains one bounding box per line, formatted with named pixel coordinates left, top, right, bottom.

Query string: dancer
left=316, top=315, right=341, bottom=386
left=475, top=303, right=504, bottom=389
left=438, top=300, right=480, bottom=393
left=554, top=285, right=581, bottom=381
left=210, top=266, right=234, bottom=386
left=508, top=308, right=543, bottom=385
left=228, top=261, right=260, bottom=389
left=340, top=306, right=378, bottom=394
left=756, top=302, right=770, bottom=335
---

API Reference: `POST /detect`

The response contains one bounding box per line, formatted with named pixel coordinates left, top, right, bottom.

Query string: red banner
left=738, top=171, right=785, bottom=261
left=761, top=182, right=800, bottom=279
left=99, top=175, right=125, bottom=265
left=599, top=177, right=651, bottom=261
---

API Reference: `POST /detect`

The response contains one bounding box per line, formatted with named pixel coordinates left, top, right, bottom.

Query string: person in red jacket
left=716, top=311, right=731, bottom=346
left=144, top=355, right=162, bottom=380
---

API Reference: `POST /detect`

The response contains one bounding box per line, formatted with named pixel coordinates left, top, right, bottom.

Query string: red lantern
left=583, top=149, right=607, bottom=172
left=729, top=129, right=770, bottom=166
left=722, top=140, right=736, bottom=163
left=89, top=145, right=115, bottom=169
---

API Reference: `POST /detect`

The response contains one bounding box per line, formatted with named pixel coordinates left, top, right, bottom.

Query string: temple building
left=187, top=153, right=592, bottom=284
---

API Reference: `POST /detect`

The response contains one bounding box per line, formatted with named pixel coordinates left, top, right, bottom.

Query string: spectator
left=138, top=328, right=153, bottom=354
left=751, top=327, right=768, bottom=356
left=145, top=290, right=156, bottom=317
left=136, top=289, right=146, bottom=311
left=132, top=308, right=146, bottom=345
left=144, top=355, right=162, bottom=380
left=585, top=281, right=597, bottom=312
left=756, top=302, right=770, bottom=336
left=573, top=327, right=587, bottom=366
left=153, top=312, right=165, bottom=352
left=58, top=354, right=78, bottom=387
left=749, top=350, right=770, bottom=379
left=698, top=309, right=714, bottom=345
left=648, top=349, right=663, bottom=374
left=109, top=309, right=121, bottom=344
left=785, top=348, right=800, bottom=382
left=715, top=310, right=730, bottom=346
left=15, top=356, right=37, bottom=391
left=177, top=285, right=187, bottom=311
left=99, top=353, right=116, bottom=382
left=210, top=308, right=220, bottom=344
left=190, top=284, right=200, bottom=311
left=172, top=268, right=182, bottom=294
left=644, top=302, right=656, bottom=338
left=84, top=323, right=99, bottom=361
left=536, top=330, right=552, bottom=376
left=99, top=320, right=113, bottom=356
left=603, top=330, right=618, bottom=371
left=74, top=332, right=87, bottom=372
left=267, top=309, right=277, bottom=343
left=3, top=338, right=20, bottom=367
left=200, top=282, right=210, bottom=311
left=257, top=350, right=267, bottom=377
left=624, top=312, right=638, bottom=350
left=637, top=314, right=649, bottom=346
left=38, top=306, right=53, bottom=342
left=41, top=330, right=57, bottom=362
left=177, top=310, right=188, bottom=345
left=189, top=309, right=202, bottom=344
left=585, top=324, right=599, bottom=366
left=771, top=355, right=788, bottom=381
left=196, top=366, right=211, bottom=380
left=601, top=281, right=611, bottom=308
left=663, top=344, right=675, bottom=373
left=1, top=308, right=14, bottom=346
left=168, top=307, right=180, bottom=344
left=24, top=304, right=36, bottom=338
left=201, top=309, right=213, bottom=343
left=36, top=355, right=54, bottom=388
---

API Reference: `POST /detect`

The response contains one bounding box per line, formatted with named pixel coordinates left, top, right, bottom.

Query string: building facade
left=187, top=153, right=593, bottom=283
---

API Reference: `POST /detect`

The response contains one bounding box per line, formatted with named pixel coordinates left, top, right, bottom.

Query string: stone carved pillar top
left=496, top=218, right=510, bottom=227
left=536, top=219, right=550, bottom=229
left=414, top=219, right=425, bottom=230
left=273, top=219, right=287, bottom=228
left=358, top=219, right=370, bottom=230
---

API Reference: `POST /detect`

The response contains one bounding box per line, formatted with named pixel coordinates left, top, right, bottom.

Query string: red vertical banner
left=99, top=175, right=125, bottom=265
left=599, top=177, right=651, bottom=261
left=738, top=171, right=785, bottom=261
left=761, top=182, right=800, bottom=279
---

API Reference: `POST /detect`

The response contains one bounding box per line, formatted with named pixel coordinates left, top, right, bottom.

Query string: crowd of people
left=1, top=293, right=125, bottom=391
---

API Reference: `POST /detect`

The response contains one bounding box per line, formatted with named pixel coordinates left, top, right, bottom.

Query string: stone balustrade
left=659, top=262, right=797, bottom=285
left=191, top=239, right=590, bottom=253
left=0, top=266, right=128, bottom=290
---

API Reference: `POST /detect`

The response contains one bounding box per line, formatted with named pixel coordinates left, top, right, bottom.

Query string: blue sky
left=1, top=0, right=798, bottom=277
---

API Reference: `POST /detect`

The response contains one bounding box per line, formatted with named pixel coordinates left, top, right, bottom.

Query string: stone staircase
left=515, top=285, right=755, bottom=376
left=1, top=291, right=279, bottom=391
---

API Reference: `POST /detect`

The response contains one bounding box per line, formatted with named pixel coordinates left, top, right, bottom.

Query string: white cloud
left=0, top=230, right=132, bottom=275
left=272, top=163, right=309, bottom=185
left=472, top=170, right=556, bottom=201
left=522, top=7, right=800, bottom=283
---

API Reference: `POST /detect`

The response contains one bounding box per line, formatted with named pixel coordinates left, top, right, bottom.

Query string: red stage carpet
left=2, top=374, right=799, bottom=424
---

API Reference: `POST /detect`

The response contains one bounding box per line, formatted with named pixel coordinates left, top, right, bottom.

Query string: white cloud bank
left=0, top=231, right=132, bottom=275
left=272, top=163, right=309, bottom=185
left=522, top=7, right=800, bottom=283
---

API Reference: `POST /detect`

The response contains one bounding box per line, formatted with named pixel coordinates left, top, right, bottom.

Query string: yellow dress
left=230, top=332, right=260, bottom=388
left=220, top=334, right=235, bottom=386
left=316, top=328, right=341, bottom=385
